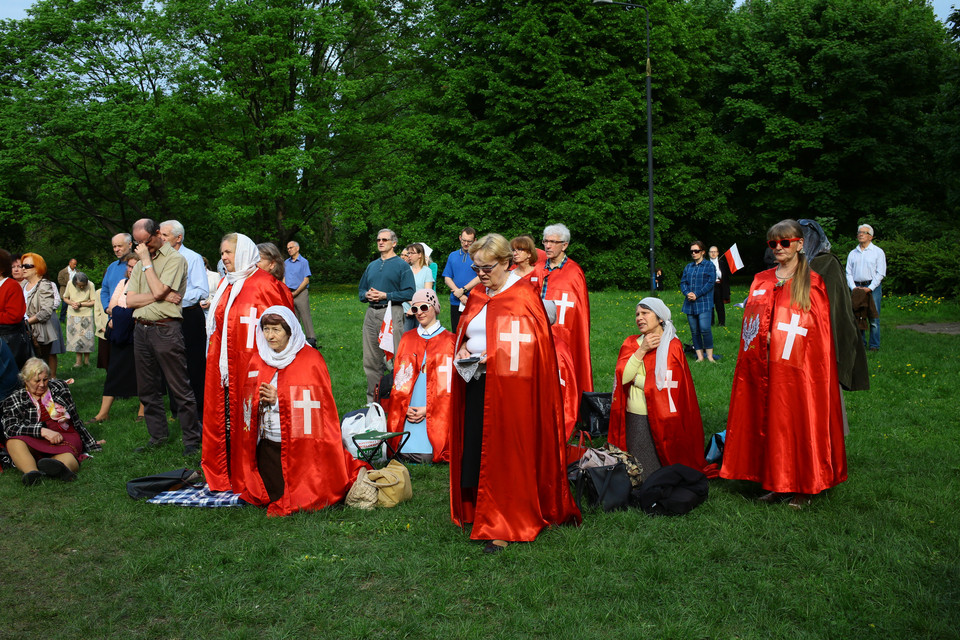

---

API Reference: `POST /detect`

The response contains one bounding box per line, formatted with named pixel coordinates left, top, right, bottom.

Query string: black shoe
left=22, top=470, right=45, bottom=486
left=183, top=444, right=200, bottom=456
left=38, top=458, right=77, bottom=482
left=134, top=439, right=168, bottom=453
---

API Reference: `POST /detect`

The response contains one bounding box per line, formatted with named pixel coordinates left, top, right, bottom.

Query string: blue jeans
left=687, top=310, right=714, bottom=351
left=861, top=284, right=881, bottom=349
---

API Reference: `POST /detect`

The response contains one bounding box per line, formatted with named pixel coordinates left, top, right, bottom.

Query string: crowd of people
left=0, top=218, right=878, bottom=552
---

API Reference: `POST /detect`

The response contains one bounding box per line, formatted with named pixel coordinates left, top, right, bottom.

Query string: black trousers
left=460, top=374, right=486, bottom=488
left=182, top=305, right=207, bottom=417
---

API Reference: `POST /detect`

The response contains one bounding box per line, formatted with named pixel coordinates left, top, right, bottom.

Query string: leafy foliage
left=0, top=0, right=956, bottom=290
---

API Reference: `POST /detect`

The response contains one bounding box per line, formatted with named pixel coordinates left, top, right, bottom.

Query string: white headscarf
left=637, top=297, right=676, bottom=391
left=255, top=305, right=305, bottom=370
left=206, top=233, right=261, bottom=384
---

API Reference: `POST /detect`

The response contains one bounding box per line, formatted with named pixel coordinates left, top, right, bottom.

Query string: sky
left=0, top=0, right=956, bottom=22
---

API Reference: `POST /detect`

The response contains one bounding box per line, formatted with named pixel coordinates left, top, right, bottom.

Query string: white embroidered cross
left=664, top=369, right=679, bottom=413
left=499, top=320, right=532, bottom=372
left=554, top=292, right=575, bottom=325
left=292, top=389, right=323, bottom=435
left=777, top=313, right=808, bottom=361
left=438, top=356, right=453, bottom=393
left=240, top=306, right=259, bottom=349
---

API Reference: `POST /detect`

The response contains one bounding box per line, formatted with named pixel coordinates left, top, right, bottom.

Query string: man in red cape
left=450, top=276, right=581, bottom=543
left=533, top=223, right=593, bottom=393
left=608, top=309, right=717, bottom=478
left=721, top=269, right=846, bottom=495
left=203, top=242, right=294, bottom=495
left=387, top=319, right=455, bottom=463
left=241, top=320, right=367, bottom=516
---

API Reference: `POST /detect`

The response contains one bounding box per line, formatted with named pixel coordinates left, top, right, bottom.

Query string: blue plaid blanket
left=147, top=483, right=249, bottom=508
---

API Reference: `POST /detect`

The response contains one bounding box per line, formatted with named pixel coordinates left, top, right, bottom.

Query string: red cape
left=721, top=269, right=847, bottom=494
left=533, top=257, right=593, bottom=392
left=387, top=327, right=455, bottom=463
left=240, top=347, right=368, bottom=516
left=608, top=335, right=717, bottom=477
left=202, top=269, right=294, bottom=493
left=555, top=334, right=579, bottom=440
left=450, top=279, right=581, bottom=542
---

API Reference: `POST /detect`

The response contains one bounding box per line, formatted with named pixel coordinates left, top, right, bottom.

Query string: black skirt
left=460, top=374, right=486, bottom=488
left=102, top=340, right=138, bottom=398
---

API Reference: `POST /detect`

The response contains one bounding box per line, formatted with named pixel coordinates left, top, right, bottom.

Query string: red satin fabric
left=241, top=347, right=367, bottom=516
left=555, top=335, right=579, bottom=439
left=387, top=328, right=455, bottom=463
left=533, top=257, right=593, bottom=392
left=721, top=269, right=847, bottom=494
left=450, top=281, right=581, bottom=542
left=202, top=269, right=294, bottom=492
left=608, top=335, right=716, bottom=477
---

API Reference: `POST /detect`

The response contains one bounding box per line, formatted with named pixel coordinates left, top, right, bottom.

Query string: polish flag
left=724, top=243, right=744, bottom=274
left=378, top=301, right=394, bottom=360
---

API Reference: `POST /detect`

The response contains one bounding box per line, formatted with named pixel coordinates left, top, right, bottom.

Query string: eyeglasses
left=767, top=238, right=802, bottom=249
left=21, top=264, right=35, bottom=269
left=376, top=238, right=392, bottom=243
left=411, top=304, right=432, bottom=313
left=543, top=239, right=565, bottom=245
left=690, top=249, right=703, bottom=255
left=471, top=263, right=499, bottom=274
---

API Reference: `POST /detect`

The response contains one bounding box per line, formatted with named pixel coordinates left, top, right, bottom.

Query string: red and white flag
left=378, top=300, right=394, bottom=360
left=724, top=243, right=744, bottom=274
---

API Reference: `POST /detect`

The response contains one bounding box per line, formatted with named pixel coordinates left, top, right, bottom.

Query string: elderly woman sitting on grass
left=1, top=357, right=104, bottom=486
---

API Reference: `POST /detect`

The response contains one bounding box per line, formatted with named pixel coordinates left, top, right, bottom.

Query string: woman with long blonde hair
left=721, top=219, right=846, bottom=509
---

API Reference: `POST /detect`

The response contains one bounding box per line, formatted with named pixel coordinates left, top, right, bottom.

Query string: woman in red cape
left=239, top=306, right=366, bottom=516
left=450, top=234, right=580, bottom=553
left=202, top=233, right=293, bottom=495
left=387, top=289, right=454, bottom=463
left=721, top=220, right=847, bottom=509
left=608, top=297, right=717, bottom=480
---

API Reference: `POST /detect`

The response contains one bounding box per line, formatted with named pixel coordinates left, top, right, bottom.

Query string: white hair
left=543, top=223, right=571, bottom=243
left=161, top=219, right=185, bottom=240
left=858, top=224, right=874, bottom=236
left=378, top=228, right=397, bottom=243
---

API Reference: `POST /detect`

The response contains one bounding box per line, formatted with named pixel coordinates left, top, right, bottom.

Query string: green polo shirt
left=128, top=242, right=187, bottom=322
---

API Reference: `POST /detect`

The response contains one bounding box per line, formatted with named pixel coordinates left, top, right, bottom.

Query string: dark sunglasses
left=690, top=249, right=703, bottom=254
left=21, top=263, right=35, bottom=269
left=767, top=237, right=802, bottom=249
left=470, top=263, right=498, bottom=274
left=411, top=303, right=432, bottom=313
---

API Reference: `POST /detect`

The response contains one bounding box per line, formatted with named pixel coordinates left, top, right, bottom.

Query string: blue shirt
left=100, top=259, right=128, bottom=309
left=680, top=261, right=715, bottom=315
left=441, top=249, right=474, bottom=305
left=178, top=244, right=210, bottom=308
left=358, top=255, right=416, bottom=304
left=284, top=255, right=311, bottom=290
left=845, top=243, right=886, bottom=291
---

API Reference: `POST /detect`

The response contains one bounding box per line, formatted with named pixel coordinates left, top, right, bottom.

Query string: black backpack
left=635, top=464, right=708, bottom=516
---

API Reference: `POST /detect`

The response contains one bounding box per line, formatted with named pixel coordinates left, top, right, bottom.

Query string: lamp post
left=591, top=0, right=656, bottom=294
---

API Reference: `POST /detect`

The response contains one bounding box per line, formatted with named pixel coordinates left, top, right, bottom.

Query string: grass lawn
left=2, top=286, right=958, bottom=639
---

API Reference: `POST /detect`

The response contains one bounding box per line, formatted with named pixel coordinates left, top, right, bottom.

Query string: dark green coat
left=810, top=253, right=870, bottom=391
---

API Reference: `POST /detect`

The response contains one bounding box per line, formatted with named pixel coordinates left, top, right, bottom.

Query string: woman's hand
left=406, top=406, right=426, bottom=423
left=456, top=345, right=472, bottom=360
left=258, top=383, right=278, bottom=405
left=40, top=427, right=63, bottom=445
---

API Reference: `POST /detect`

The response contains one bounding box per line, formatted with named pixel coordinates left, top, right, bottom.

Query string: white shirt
left=846, top=243, right=886, bottom=291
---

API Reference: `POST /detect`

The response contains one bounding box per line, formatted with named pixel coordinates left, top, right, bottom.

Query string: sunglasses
left=471, top=263, right=499, bottom=274
left=690, top=249, right=703, bottom=254
left=411, top=303, right=432, bottom=313
left=767, top=238, right=802, bottom=249
left=21, top=264, right=35, bottom=269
